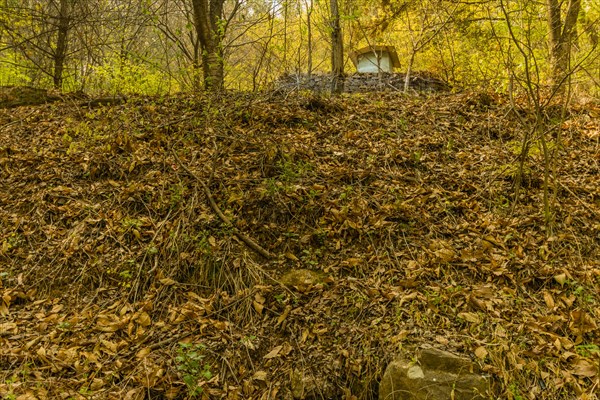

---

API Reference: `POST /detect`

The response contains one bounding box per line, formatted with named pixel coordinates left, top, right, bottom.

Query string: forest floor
left=1, top=90, right=599, bottom=400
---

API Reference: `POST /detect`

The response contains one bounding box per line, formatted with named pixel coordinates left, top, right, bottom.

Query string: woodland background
left=0, top=0, right=599, bottom=96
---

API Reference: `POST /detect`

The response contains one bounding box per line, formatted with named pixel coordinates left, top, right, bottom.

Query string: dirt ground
left=1, top=91, right=599, bottom=399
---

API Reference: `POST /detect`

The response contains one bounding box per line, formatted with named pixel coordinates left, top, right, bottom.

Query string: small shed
left=350, top=45, right=400, bottom=73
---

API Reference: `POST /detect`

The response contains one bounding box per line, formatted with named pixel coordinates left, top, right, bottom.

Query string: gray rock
left=274, top=72, right=451, bottom=94
left=379, top=348, right=490, bottom=400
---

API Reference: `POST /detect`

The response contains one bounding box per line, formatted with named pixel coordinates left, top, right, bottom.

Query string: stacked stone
left=274, top=72, right=451, bottom=93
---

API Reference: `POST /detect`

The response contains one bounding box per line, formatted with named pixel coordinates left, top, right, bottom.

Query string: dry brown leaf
left=136, top=311, right=152, bottom=327
left=458, top=312, right=481, bottom=324
left=474, top=346, right=488, bottom=360
left=136, top=347, right=152, bottom=359
left=554, top=273, right=567, bottom=286
left=543, top=291, right=555, bottom=309
left=263, top=345, right=283, bottom=359
left=252, top=371, right=268, bottom=381
left=435, top=248, right=456, bottom=263
left=276, top=305, right=291, bottom=327
left=569, top=309, right=598, bottom=335
left=159, top=278, right=177, bottom=286
left=252, top=301, right=264, bottom=314
left=571, top=360, right=598, bottom=377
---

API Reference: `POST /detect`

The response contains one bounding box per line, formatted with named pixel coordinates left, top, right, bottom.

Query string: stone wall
left=274, top=72, right=451, bottom=93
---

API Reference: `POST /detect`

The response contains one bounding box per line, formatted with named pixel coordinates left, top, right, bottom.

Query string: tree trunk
left=191, top=0, right=225, bottom=91
left=201, top=41, right=224, bottom=91
left=330, top=0, right=344, bottom=94
left=53, top=0, right=71, bottom=89
left=306, top=0, right=313, bottom=77
left=546, top=0, right=581, bottom=90
left=404, top=52, right=415, bottom=92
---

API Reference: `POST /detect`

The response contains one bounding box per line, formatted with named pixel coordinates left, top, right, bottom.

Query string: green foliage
left=169, top=184, right=186, bottom=209
left=277, top=158, right=314, bottom=182
left=509, top=383, right=525, bottom=400
left=0, top=52, right=32, bottom=86
left=0, top=0, right=598, bottom=94
left=575, top=344, right=600, bottom=357
left=91, top=56, right=179, bottom=95
left=175, top=343, right=213, bottom=398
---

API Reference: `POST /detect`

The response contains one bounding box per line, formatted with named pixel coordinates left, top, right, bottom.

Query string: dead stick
left=171, top=148, right=274, bottom=259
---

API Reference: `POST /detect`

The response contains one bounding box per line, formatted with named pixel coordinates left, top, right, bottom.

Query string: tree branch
left=171, top=148, right=274, bottom=260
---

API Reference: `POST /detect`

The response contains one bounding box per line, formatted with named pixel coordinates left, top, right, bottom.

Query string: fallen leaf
left=571, top=360, right=598, bottom=377
left=159, top=278, right=177, bottom=286
left=554, top=274, right=567, bottom=286
left=474, top=346, right=488, bottom=360
left=136, top=347, right=152, bottom=359
left=263, top=345, right=283, bottom=359
left=458, top=312, right=481, bottom=324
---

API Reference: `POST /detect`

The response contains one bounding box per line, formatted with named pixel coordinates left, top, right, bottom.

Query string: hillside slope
left=1, top=92, right=599, bottom=399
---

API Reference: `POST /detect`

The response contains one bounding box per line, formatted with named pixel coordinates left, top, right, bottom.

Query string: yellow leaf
left=344, top=257, right=362, bottom=267
left=37, top=346, right=47, bottom=357
left=474, top=346, right=488, bottom=360
left=263, top=345, right=283, bottom=359
left=554, top=273, right=567, bottom=286
left=276, top=305, right=291, bottom=327
left=208, top=236, right=216, bottom=247
left=159, top=278, right=177, bottom=286
left=136, top=347, right=152, bottom=359
left=0, top=322, right=17, bottom=333
left=285, top=252, right=299, bottom=261
left=0, top=301, right=8, bottom=316
left=543, top=291, right=555, bottom=309
left=101, top=340, right=119, bottom=354
left=252, top=370, right=268, bottom=381
left=253, top=301, right=264, bottom=314
left=90, top=378, right=104, bottom=390
left=136, top=312, right=152, bottom=327
left=254, top=293, right=265, bottom=304
left=50, top=304, right=64, bottom=313
left=458, top=312, right=481, bottom=324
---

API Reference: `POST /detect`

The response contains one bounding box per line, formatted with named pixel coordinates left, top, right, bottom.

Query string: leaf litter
left=0, top=91, right=599, bottom=399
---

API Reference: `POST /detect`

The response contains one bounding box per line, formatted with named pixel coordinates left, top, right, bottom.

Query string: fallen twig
left=171, top=147, right=274, bottom=259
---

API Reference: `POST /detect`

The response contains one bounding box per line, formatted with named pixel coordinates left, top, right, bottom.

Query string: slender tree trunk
left=404, top=51, right=415, bottom=92
left=283, top=0, right=288, bottom=68
left=191, top=0, right=225, bottom=91
left=546, top=0, right=581, bottom=90
left=54, top=0, right=71, bottom=89
left=306, top=0, right=313, bottom=77
left=330, top=0, right=344, bottom=94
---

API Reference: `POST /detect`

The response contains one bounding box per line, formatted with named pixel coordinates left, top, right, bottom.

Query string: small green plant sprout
left=274, top=293, right=287, bottom=304
left=119, top=270, right=132, bottom=280
left=57, top=321, right=72, bottom=331
left=575, top=344, right=600, bottom=357
left=412, top=150, right=422, bottom=163
left=175, top=343, right=212, bottom=397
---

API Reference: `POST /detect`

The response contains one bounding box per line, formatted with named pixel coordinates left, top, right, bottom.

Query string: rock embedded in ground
left=279, top=269, right=325, bottom=292
left=0, top=85, right=59, bottom=108
left=379, top=348, right=490, bottom=400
